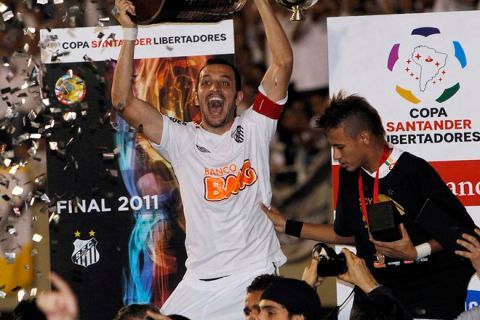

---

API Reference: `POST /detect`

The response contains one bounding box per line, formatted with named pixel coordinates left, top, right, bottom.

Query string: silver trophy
left=275, top=0, right=319, bottom=21
left=129, top=0, right=247, bottom=24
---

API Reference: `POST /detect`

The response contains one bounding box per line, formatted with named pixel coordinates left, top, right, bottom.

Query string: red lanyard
left=358, top=146, right=391, bottom=226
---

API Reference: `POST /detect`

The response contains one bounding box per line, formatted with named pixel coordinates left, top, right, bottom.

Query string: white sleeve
left=149, top=114, right=188, bottom=165
left=243, top=84, right=288, bottom=142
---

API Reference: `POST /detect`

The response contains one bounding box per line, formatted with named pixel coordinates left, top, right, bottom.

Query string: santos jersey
left=152, top=86, right=287, bottom=279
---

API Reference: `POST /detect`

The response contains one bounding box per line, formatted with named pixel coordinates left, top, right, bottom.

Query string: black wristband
left=285, top=219, right=303, bottom=238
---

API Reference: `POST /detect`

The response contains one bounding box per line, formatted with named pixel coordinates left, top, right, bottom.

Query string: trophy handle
left=275, top=0, right=319, bottom=22
left=290, top=5, right=304, bottom=21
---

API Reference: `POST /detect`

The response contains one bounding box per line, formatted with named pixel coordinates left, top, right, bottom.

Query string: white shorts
left=160, top=265, right=276, bottom=320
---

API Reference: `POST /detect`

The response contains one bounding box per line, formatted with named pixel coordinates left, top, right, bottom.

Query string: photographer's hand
left=261, top=204, right=287, bottom=233
left=302, top=258, right=324, bottom=289
left=338, top=249, right=379, bottom=294
left=36, top=273, right=79, bottom=320
left=371, top=223, right=417, bottom=260
left=456, top=228, right=480, bottom=274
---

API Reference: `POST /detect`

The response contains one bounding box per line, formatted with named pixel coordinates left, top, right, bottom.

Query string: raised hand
left=113, top=0, right=137, bottom=28
left=36, top=273, right=79, bottom=320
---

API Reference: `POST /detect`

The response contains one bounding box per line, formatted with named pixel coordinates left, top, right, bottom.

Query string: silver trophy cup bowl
left=129, top=0, right=247, bottom=24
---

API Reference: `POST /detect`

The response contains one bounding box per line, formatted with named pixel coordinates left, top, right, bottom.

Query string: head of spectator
left=316, top=92, right=387, bottom=173
left=244, top=274, right=280, bottom=320
left=259, top=278, right=322, bottom=320
left=113, top=303, right=159, bottom=320
left=13, top=298, right=47, bottom=320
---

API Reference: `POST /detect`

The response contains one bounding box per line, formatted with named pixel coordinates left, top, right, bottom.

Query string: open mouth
left=207, top=95, right=225, bottom=115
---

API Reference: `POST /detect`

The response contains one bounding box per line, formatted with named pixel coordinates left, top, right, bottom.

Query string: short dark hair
left=113, top=304, right=158, bottom=320
left=260, top=278, right=323, bottom=320
left=197, top=58, right=242, bottom=91
left=317, top=91, right=385, bottom=139
left=247, top=274, right=280, bottom=293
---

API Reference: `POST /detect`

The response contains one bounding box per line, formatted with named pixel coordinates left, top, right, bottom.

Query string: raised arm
left=254, top=0, right=293, bottom=101
left=111, top=0, right=164, bottom=144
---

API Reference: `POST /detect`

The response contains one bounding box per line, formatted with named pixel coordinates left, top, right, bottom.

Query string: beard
left=203, top=103, right=237, bottom=129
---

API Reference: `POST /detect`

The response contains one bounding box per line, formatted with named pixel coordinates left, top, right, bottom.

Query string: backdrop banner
left=327, top=10, right=480, bottom=318
left=40, top=21, right=235, bottom=319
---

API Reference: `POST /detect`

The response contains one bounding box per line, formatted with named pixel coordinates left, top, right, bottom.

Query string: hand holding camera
left=311, top=243, right=380, bottom=294
left=312, top=243, right=347, bottom=277
left=337, top=248, right=380, bottom=294
left=301, top=257, right=324, bottom=289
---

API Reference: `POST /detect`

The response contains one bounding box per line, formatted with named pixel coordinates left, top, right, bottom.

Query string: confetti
left=17, top=289, right=25, bottom=302
left=3, top=158, right=12, bottom=167
left=49, top=141, right=58, bottom=150
left=63, top=111, right=77, bottom=121
left=12, top=185, right=24, bottom=196
left=34, top=174, right=46, bottom=185
left=40, top=193, right=50, bottom=203
left=32, top=233, right=43, bottom=242
left=2, top=10, right=13, bottom=21
left=7, top=226, right=17, bottom=235
left=5, top=250, right=16, bottom=263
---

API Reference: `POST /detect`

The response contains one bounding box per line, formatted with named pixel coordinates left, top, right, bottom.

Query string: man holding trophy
left=111, top=0, right=293, bottom=318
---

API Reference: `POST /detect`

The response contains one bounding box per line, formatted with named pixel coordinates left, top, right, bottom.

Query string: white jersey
left=152, top=86, right=287, bottom=279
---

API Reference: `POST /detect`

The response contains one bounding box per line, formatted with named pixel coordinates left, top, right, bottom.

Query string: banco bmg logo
left=387, top=27, right=467, bottom=104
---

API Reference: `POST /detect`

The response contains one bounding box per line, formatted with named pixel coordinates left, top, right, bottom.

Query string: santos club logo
left=71, top=230, right=100, bottom=268
left=387, top=27, right=467, bottom=104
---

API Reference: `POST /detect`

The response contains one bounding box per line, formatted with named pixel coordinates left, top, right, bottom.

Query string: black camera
left=312, top=243, right=347, bottom=277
